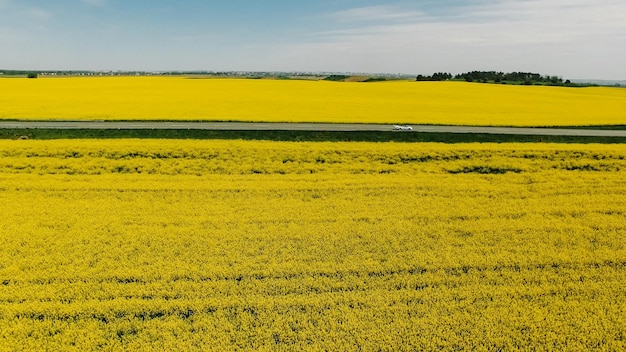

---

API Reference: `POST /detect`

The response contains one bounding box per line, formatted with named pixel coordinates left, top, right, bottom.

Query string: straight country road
left=1, top=121, right=626, bottom=137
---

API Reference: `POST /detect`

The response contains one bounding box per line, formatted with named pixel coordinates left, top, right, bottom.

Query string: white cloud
left=321, top=0, right=626, bottom=46
left=328, top=5, right=425, bottom=22
left=270, top=0, right=626, bottom=79
left=0, top=1, right=53, bottom=22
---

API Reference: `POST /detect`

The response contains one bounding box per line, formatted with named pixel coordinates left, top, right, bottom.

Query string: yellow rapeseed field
left=1, top=76, right=626, bottom=125
left=0, top=139, right=625, bottom=350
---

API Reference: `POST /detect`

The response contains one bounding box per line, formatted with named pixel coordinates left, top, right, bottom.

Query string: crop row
left=1, top=140, right=625, bottom=176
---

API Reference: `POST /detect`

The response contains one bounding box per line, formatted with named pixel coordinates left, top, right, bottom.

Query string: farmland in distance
left=0, top=140, right=624, bottom=350
left=1, top=77, right=626, bottom=126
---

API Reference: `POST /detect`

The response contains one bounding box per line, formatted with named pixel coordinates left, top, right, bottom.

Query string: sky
left=1, top=0, right=625, bottom=79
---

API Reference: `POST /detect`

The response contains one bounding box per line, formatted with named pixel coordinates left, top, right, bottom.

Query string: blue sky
left=1, top=0, right=625, bottom=79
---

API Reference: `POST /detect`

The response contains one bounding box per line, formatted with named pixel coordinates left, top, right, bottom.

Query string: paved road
left=1, top=121, right=625, bottom=137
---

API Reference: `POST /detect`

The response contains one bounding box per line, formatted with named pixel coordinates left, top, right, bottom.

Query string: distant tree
left=416, top=72, right=452, bottom=81
left=27, top=72, right=38, bottom=79
left=453, top=71, right=569, bottom=86
left=432, top=72, right=452, bottom=81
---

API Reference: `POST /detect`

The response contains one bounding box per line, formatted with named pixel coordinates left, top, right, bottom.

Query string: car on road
left=393, top=125, right=413, bottom=131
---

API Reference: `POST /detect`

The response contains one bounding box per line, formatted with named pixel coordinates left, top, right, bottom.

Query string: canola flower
left=1, top=76, right=626, bottom=125
left=0, top=139, right=625, bottom=350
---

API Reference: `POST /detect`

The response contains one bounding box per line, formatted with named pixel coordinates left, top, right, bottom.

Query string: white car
left=393, top=125, right=413, bottom=131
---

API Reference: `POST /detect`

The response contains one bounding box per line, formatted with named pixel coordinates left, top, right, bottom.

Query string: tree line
left=416, top=71, right=576, bottom=86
